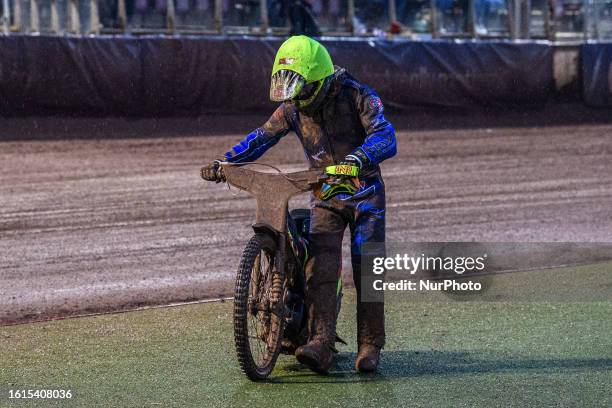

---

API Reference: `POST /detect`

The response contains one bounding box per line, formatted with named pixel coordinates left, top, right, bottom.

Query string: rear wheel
left=233, top=235, right=285, bottom=381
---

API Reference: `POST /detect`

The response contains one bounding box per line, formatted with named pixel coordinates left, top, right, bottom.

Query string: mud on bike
left=216, top=162, right=358, bottom=381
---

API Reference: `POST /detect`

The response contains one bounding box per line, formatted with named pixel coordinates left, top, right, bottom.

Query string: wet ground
left=1, top=112, right=612, bottom=324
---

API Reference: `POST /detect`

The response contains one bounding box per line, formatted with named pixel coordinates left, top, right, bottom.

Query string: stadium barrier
left=582, top=43, right=612, bottom=107
left=0, top=35, right=555, bottom=115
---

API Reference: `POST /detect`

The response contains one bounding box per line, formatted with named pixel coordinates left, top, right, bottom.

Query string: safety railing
left=0, top=0, right=610, bottom=40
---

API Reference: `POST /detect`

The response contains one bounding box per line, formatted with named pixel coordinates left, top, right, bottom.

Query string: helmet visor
left=270, top=70, right=306, bottom=102
left=295, top=81, right=319, bottom=101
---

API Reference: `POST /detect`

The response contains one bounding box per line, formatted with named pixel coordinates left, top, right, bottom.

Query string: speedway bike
left=218, top=162, right=358, bottom=381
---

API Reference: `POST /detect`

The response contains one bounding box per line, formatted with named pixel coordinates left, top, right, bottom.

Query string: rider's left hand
left=340, top=154, right=362, bottom=174
left=338, top=156, right=362, bottom=191
left=323, top=156, right=362, bottom=194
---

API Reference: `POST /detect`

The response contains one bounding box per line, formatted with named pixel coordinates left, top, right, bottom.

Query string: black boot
left=295, top=340, right=334, bottom=374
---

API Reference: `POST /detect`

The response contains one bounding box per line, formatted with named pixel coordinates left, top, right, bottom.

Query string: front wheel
left=233, top=235, right=285, bottom=381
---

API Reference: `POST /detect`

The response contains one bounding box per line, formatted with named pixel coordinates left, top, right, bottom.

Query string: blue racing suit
left=223, top=68, right=396, bottom=348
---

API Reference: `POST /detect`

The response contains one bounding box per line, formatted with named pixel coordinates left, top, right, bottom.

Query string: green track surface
left=1, top=264, right=611, bottom=407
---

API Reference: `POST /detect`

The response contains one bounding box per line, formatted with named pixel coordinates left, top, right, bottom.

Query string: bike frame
left=222, top=163, right=324, bottom=292
left=222, top=164, right=322, bottom=232
left=224, top=163, right=346, bottom=378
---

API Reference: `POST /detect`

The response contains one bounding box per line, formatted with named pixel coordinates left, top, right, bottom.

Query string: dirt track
left=1, top=115, right=612, bottom=324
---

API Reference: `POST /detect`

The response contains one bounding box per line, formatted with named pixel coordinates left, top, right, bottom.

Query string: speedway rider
left=202, top=36, right=396, bottom=374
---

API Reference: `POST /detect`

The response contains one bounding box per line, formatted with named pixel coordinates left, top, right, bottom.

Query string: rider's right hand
left=201, top=160, right=226, bottom=183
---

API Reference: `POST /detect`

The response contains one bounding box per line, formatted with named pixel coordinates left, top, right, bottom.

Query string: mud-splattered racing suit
left=223, top=68, right=396, bottom=351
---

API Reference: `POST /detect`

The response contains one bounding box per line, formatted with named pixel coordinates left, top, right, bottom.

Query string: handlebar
left=210, top=162, right=358, bottom=202
left=220, top=162, right=325, bottom=198
left=207, top=162, right=357, bottom=231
